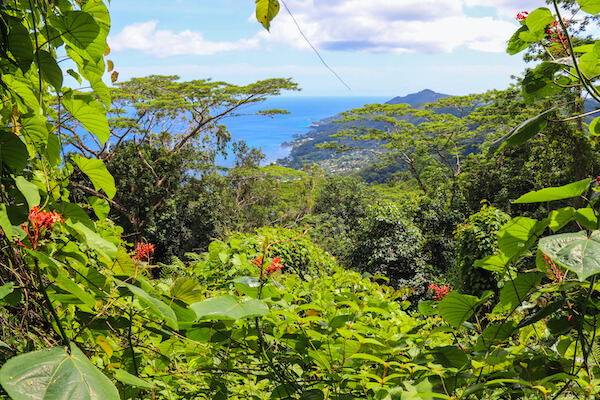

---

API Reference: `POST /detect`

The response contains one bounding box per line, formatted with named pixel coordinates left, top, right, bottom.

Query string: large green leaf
left=498, top=217, right=549, bottom=260
left=14, top=176, right=40, bottom=209
left=507, top=25, right=531, bottom=55
left=120, top=280, right=178, bottom=330
left=51, top=11, right=103, bottom=63
left=87, top=196, right=110, bottom=220
left=489, top=106, right=557, bottom=154
left=170, top=277, right=204, bottom=304
left=474, top=253, right=510, bottom=272
left=539, top=230, right=600, bottom=281
left=0, top=129, right=28, bottom=171
left=111, top=249, right=137, bottom=275
left=255, top=0, right=280, bottom=31
left=437, top=291, right=480, bottom=328
left=0, top=204, right=12, bottom=239
left=0, top=343, right=119, bottom=399
left=522, top=62, right=563, bottom=103
left=494, top=272, right=543, bottom=314
left=514, top=178, right=591, bottom=203
left=19, top=114, right=49, bottom=149
left=68, top=220, right=117, bottom=260
left=2, top=74, right=40, bottom=114
left=6, top=16, right=33, bottom=73
left=113, top=369, right=154, bottom=389
left=578, top=0, right=600, bottom=14
left=525, top=8, right=555, bottom=33
left=63, top=97, right=110, bottom=145
left=35, top=49, right=63, bottom=91
left=548, top=207, right=576, bottom=232
left=191, top=295, right=269, bottom=321
left=72, top=154, right=115, bottom=199
left=574, top=208, right=597, bottom=230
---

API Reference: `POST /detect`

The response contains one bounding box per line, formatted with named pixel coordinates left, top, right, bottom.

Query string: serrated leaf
left=539, top=230, right=600, bottom=281
left=191, top=296, right=269, bottom=321
left=72, top=154, right=115, bottom=199
left=514, top=178, right=590, bottom=203
left=0, top=343, right=119, bottom=399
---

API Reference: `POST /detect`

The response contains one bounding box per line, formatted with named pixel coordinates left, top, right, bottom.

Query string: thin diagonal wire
left=280, top=0, right=351, bottom=90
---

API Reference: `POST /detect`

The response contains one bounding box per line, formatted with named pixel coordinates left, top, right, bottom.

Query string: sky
left=105, top=0, right=549, bottom=98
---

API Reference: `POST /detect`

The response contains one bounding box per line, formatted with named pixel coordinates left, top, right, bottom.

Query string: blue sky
left=105, top=0, right=548, bottom=97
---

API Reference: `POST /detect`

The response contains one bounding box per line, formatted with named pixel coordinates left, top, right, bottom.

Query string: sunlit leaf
left=14, top=176, right=40, bottom=209
left=63, top=97, right=110, bottom=144
left=539, top=230, right=600, bottom=280
left=514, top=178, right=590, bottom=203
left=191, top=296, right=269, bottom=321
left=437, top=291, right=480, bottom=328
left=255, top=0, right=280, bottom=31
left=72, top=154, right=115, bottom=199
left=0, top=343, right=119, bottom=399
left=578, top=0, right=600, bottom=14
left=111, top=249, right=137, bottom=275
left=489, top=106, right=557, bottom=154
left=120, top=280, right=178, bottom=330
left=525, top=8, right=555, bottom=33
left=87, top=196, right=110, bottom=220
left=494, top=272, right=543, bottom=314
left=170, top=277, right=203, bottom=304
left=498, top=217, right=548, bottom=260
left=113, top=369, right=154, bottom=389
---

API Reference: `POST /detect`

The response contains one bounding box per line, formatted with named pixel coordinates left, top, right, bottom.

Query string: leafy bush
left=348, top=202, right=427, bottom=296
left=454, top=203, right=510, bottom=295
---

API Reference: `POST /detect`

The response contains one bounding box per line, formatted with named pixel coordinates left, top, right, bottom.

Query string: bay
left=221, top=96, right=389, bottom=167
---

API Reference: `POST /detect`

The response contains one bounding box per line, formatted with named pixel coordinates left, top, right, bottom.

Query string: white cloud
left=261, top=0, right=522, bottom=54
left=109, top=0, right=551, bottom=57
left=108, top=21, right=261, bottom=57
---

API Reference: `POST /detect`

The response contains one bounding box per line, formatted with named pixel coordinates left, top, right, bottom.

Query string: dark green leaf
left=489, top=106, right=557, bottom=154
left=35, top=49, right=63, bottom=91
left=517, top=299, right=566, bottom=329
left=522, top=62, right=563, bottom=103
left=495, top=272, right=543, bottom=314
left=0, top=129, right=28, bottom=171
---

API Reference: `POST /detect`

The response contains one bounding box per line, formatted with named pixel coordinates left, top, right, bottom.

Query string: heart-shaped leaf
left=539, top=230, right=600, bottom=280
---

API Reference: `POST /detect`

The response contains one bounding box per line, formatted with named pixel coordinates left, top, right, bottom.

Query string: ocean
left=221, top=96, right=389, bottom=167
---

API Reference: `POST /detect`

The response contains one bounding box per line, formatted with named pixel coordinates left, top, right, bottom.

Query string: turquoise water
left=221, top=96, right=389, bottom=166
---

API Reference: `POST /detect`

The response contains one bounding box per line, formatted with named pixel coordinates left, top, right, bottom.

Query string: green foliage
left=348, top=202, right=427, bottom=296
left=454, top=204, right=510, bottom=296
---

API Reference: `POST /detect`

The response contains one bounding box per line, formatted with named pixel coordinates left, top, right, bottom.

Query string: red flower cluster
left=252, top=255, right=285, bottom=276
left=516, top=11, right=529, bottom=21
left=132, top=242, right=155, bottom=263
left=543, top=253, right=565, bottom=283
left=19, top=206, right=64, bottom=249
left=428, top=284, right=450, bottom=301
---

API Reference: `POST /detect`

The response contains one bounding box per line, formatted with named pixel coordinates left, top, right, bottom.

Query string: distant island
left=276, top=89, right=452, bottom=180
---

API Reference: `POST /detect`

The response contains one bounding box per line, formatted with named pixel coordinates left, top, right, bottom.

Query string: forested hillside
left=2, top=1, right=600, bottom=399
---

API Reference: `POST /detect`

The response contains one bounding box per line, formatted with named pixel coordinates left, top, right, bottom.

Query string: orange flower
left=18, top=206, right=64, bottom=249
left=265, top=256, right=284, bottom=274
left=428, top=284, right=450, bottom=301
left=132, top=242, right=155, bottom=262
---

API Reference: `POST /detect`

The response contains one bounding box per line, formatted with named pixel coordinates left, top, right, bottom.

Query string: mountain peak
left=385, top=89, right=451, bottom=106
